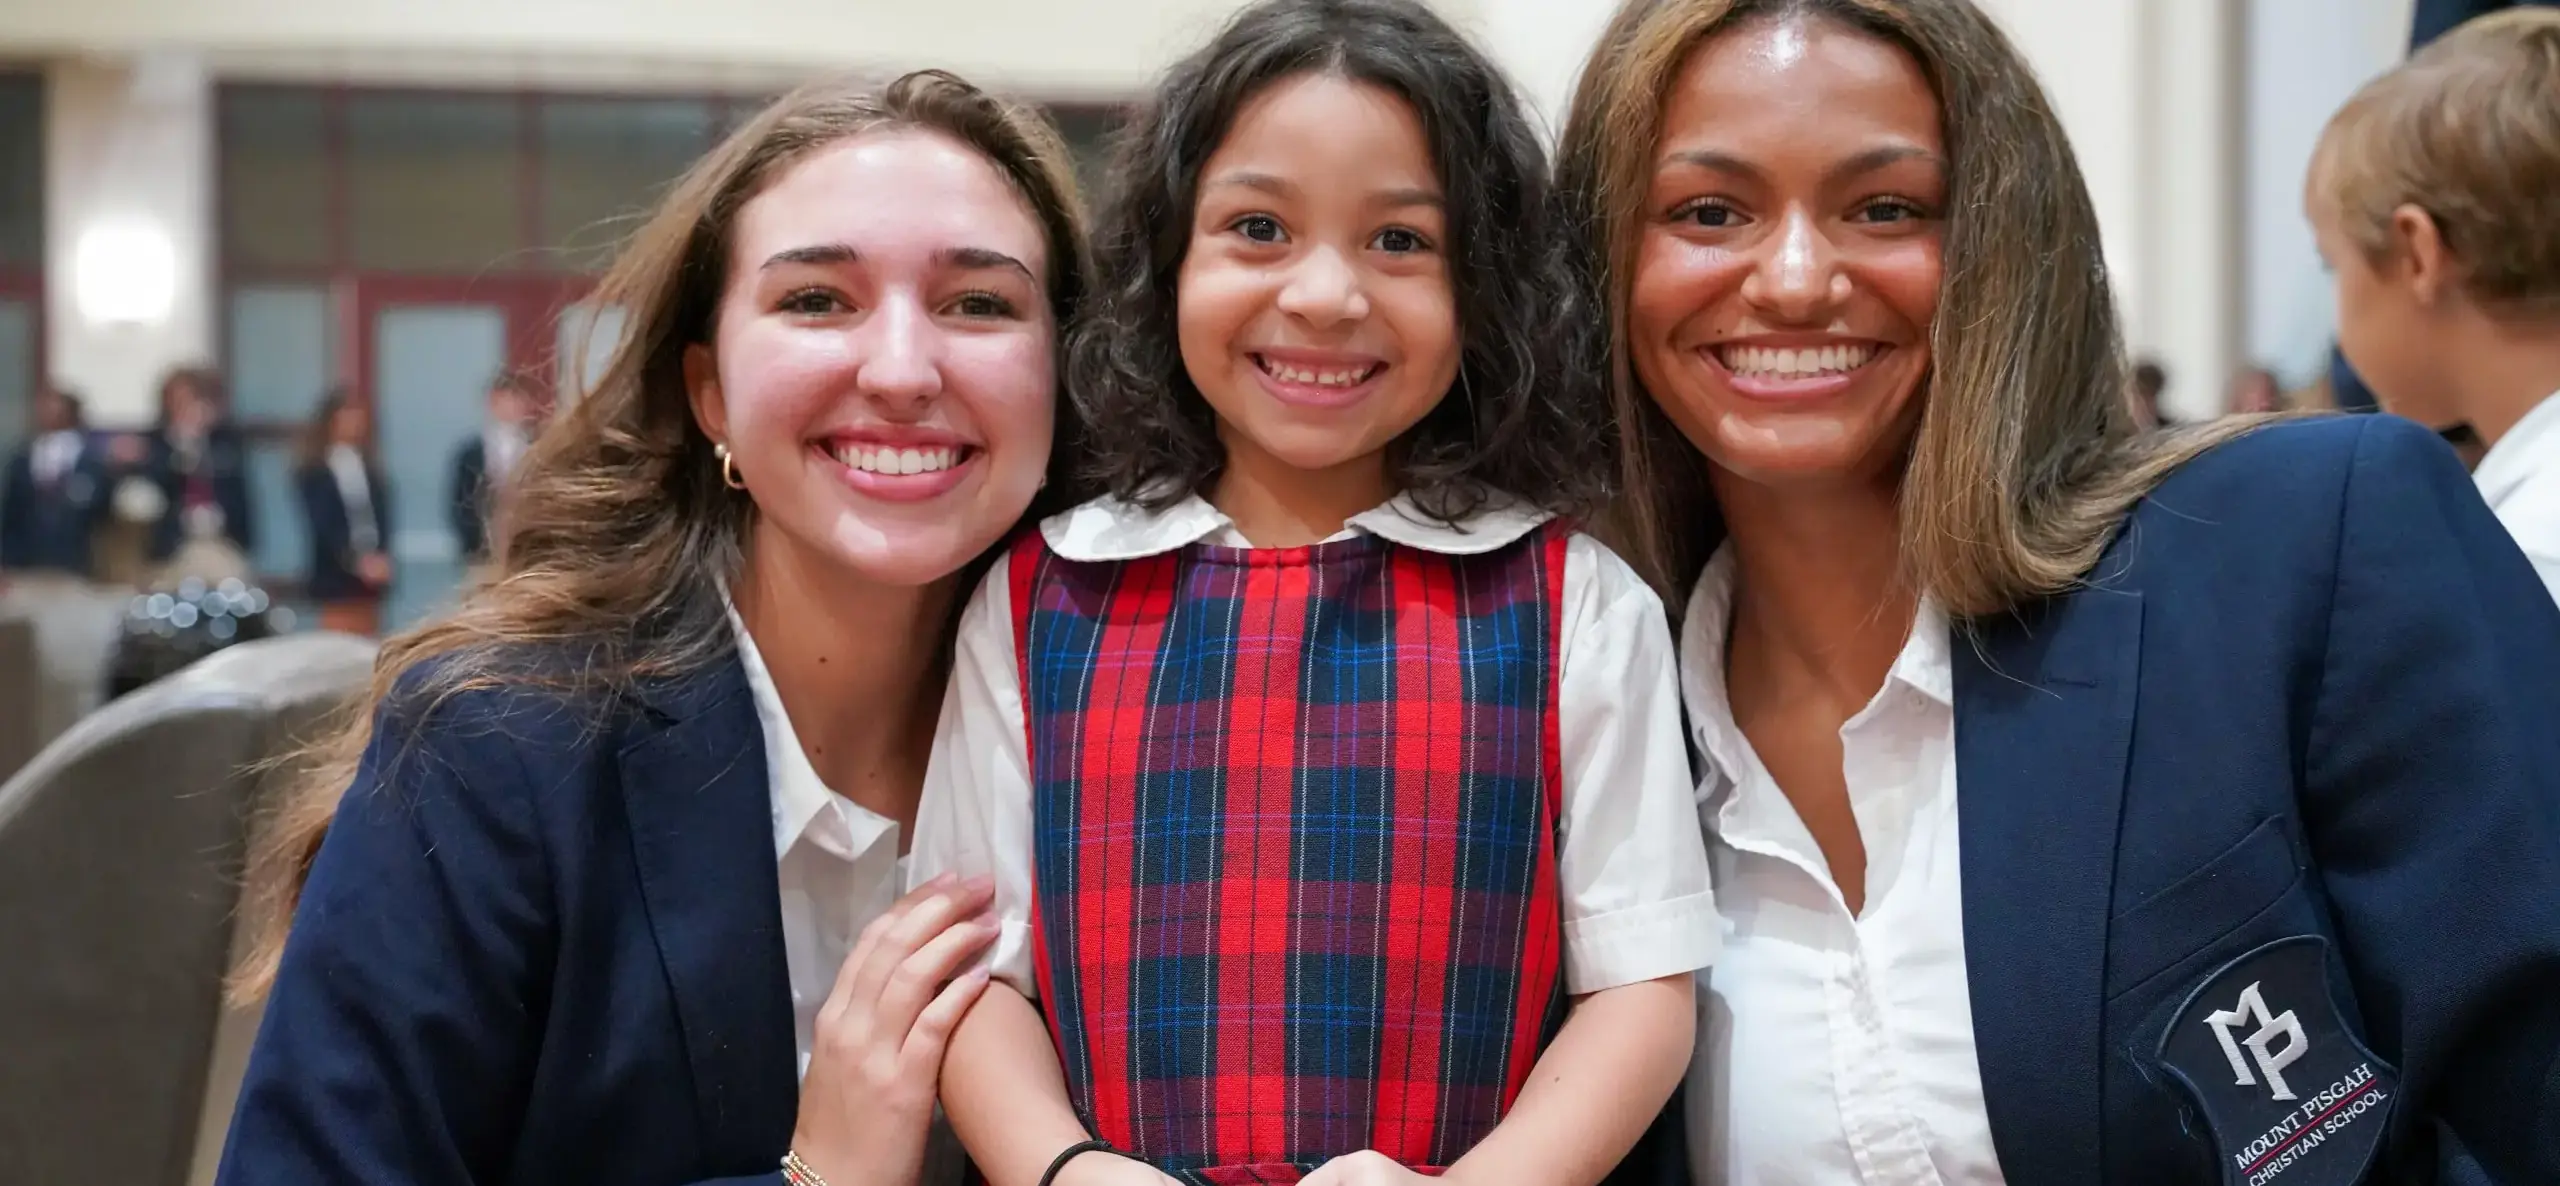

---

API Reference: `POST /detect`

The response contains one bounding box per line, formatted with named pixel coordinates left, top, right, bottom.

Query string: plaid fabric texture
left=1012, top=525, right=1569, bottom=1184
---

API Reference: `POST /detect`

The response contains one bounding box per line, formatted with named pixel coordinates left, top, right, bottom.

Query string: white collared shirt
left=910, top=491, right=1720, bottom=997
left=326, top=444, right=379, bottom=555
left=1680, top=545, right=2004, bottom=1186
left=485, top=423, right=529, bottom=486
left=2472, top=391, right=2560, bottom=606
left=725, top=601, right=906, bottom=1079
left=31, top=429, right=82, bottom=486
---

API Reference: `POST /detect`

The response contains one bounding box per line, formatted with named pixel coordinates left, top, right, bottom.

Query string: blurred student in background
left=2309, top=8, right=2560, bottom=602
left=296, top=388, right=394, bottom=636
left=1, top=384, right=109, bottom=581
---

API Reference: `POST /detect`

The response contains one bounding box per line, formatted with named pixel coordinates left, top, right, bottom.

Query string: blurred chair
left=0, top=631, right=377, bottom=1185
left=0, top=615, right=33, bottom=780
left=0, top=575, right=134, bottom=779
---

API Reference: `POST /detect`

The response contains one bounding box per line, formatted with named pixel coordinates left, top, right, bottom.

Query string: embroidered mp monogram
left=2152, top=936, right=2398, bottom=1186
left=2204, top=980, right=2309, bottom=1101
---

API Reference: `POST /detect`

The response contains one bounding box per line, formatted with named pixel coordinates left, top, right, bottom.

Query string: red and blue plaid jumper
left=1010, top=523, right=1571, bottom=1185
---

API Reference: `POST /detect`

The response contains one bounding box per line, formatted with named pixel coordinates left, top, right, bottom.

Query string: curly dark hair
left=1066, top=0, right=1608, bottom=522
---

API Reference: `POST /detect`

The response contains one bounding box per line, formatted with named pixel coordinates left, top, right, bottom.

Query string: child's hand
left=1302, top=1151, right=1436, bottom=1185
left=790, top=874, right=999, bottom=1186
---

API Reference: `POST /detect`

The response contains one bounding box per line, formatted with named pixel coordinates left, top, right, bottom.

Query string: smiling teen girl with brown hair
left=1561, top=0, right=2560, bottom=1182
left=217, top=71, right=1091, bottom=1186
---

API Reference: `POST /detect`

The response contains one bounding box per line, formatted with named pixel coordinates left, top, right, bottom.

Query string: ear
left=2388, top=203, right=2455, bottom=307
left=684, top=342, right=727, bottom=446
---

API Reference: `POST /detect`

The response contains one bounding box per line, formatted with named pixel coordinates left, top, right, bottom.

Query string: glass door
left=362, top=293, right=509, bottom=632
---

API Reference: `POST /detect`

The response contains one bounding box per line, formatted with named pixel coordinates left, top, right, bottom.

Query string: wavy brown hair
left=1560, top=0, right=2257, bottom=615
left=229, top=70, right=1092, bottom=1003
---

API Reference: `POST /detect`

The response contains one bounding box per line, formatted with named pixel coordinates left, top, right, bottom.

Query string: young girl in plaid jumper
left=912, top=2, right=1716, bottom=1182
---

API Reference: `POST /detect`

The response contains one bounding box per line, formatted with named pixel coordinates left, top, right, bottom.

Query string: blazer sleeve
left=216, top=688, right=555, bottom=1184
left=2303, top=416, right=2560, bottom=1184
left=296, top=466, right=344, bottom=569
left=450, top=444, right=487, bottom=560
left=0, top=456, right=29, bottom=565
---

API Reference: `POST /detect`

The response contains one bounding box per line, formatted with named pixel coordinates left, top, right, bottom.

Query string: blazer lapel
left=1953, top=581, right=2143, bottom=1185
left=618, top=654, right=799, bottom=1163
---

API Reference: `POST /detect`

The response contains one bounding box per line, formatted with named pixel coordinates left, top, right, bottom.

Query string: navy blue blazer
left=0, top=439, right=109, bottom=575
left=1938, top=415, right=2560, bottom=1183
left=218, top=650, right=806, bottom=1185
left=2412, top=0, right=2559, bottom=46
left=451, top=437, right=493, bottom=562
left=295, top=459, right=392, bottom=602
left=145, top=428, right=257, bottom=561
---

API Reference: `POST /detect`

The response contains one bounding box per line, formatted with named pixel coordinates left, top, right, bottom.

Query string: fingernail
left=965, top=874, right=995, bottom=893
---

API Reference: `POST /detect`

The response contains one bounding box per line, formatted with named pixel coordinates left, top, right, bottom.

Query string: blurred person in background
left=0, top=383, right=109, bottom=581
left=116, top=366, right=256, bottom=579
left=2321, top=0, right=2556, bottom=413
left=2309, top=8, right=2560, bottom=602
left=450, top=372, right=539, bottom=575
left=2130, top=358, right=2170, bottom=427
left=217, top=70, right=1092, bottom=1186
left=2225, top=364, right=2287, bottom=414
left=296, top=388, right=394, bottom=636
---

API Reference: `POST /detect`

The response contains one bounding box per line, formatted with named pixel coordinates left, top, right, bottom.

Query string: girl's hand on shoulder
left=1302, top=1151, right=1435, bottom=1186
left=790, top=873, right=999, bottom=1186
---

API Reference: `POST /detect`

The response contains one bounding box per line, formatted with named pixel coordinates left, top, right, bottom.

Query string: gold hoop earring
left=714, top=442, right=747, bottom=490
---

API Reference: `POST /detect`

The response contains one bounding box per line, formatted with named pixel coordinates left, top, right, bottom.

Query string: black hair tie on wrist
left=1038, top=1138, right=1118, bottom=1186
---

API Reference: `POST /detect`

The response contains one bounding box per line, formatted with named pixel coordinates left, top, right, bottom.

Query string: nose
left=856, top=293, right=944, bottom=410
left=1738, top=206, right=1852, bottom=324
left=1274, top=245, right=1370, bottom=328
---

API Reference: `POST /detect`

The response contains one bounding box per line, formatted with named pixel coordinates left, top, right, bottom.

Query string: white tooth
left=893, top=448, right=916, bottom=475
left=1822, top=347, right=1842, bottom=372
left=926, top=448, right=946, bottom=472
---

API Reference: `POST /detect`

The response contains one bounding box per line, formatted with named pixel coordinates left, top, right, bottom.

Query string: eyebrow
left=1665, top=144, right=1942, bottom=187
left=1206, top=169, right=1444, bottom=210
left=760, top=243, right=1036, bottom=281
left=762, top=243, right=859, bottom=269
left=936, top=246, right=1037, bottom=280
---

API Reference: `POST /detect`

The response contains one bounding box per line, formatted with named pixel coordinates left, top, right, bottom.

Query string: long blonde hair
left=230, top=70, right=1092, bottom=1002
left=1558, top=0, right=2256, bottom=615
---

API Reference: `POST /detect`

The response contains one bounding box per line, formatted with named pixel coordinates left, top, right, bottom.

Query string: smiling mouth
left=1713, top=342, right=1883, bottom=379
left=1253, top=354, right=1385, bottom=388
left=827, top=442, right=975, bottom=476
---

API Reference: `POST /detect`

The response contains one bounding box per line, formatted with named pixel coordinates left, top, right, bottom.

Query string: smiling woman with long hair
left=1560, top=0, right=2560, bottom=1182
left=217, top=70, right=1091, bottom=1186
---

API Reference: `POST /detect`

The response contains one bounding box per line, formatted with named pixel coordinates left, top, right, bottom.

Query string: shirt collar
left=1679, top=543, right=1953, bottom=823
left=2473, top=390, right=2560, bottom=511
left=1039, top=489, right=1553, bottom=561
left=719, top=589, right=896, bottom=861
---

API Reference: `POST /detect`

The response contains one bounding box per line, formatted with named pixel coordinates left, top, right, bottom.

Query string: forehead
left=1207, top=73, right=1437, bottom=184
left=733, top=128, right=1048, bottom=271
left=1657, top=16, right=1940, bottom=155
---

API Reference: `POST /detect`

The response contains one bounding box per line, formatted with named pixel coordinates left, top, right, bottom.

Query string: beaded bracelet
left=780, top=1150, right=829, bottom=1186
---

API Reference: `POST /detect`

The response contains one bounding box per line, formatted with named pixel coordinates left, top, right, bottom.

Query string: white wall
left=2243, top=0, right=2413, bottom=385
left=45, top=54, right=214, bottom=425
